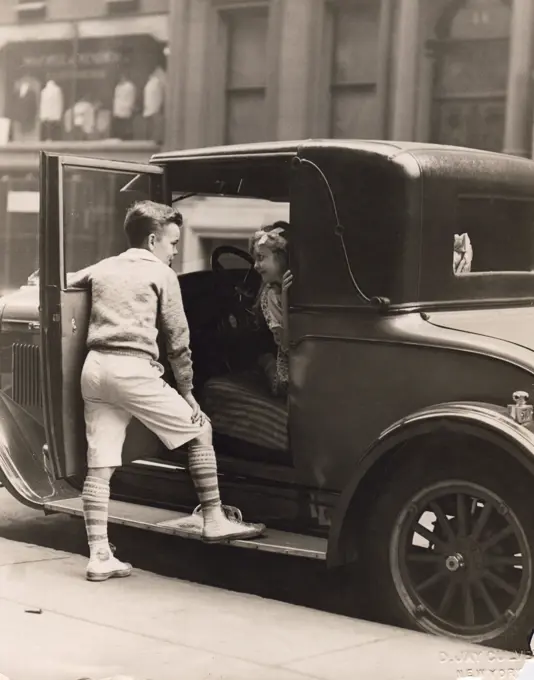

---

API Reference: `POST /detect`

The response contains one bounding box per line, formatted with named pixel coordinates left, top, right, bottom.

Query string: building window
left=223, top=6, right=269, bottom=145
left=430, top=0, right=512, bottom=152
left=329, top=1, right=381, bottom=139
left=106, top=0, right=141, bottom=15
left=16, top=0, right=46, bottom=21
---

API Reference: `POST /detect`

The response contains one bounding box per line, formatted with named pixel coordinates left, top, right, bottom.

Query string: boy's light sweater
left=67, top=248, right=193, bottom=394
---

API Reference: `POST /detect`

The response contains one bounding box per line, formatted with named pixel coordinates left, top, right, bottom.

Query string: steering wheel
left=211, top=244, right=258, bottom=304
left=211, top=244, right=255, bottom=272
left=211, top=243, right=259, bottom=333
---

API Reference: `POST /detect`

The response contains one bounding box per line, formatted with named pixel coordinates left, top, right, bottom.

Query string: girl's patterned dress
left=260, top=283, right=289, bottom=397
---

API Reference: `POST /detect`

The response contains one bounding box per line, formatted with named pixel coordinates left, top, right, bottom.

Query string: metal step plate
left=43, top=497, right=327, bottom=560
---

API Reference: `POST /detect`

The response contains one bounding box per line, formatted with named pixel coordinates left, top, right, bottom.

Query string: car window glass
left=63, top=166, right=151, bottom=281
left=454, top=196, right=534, bottom=275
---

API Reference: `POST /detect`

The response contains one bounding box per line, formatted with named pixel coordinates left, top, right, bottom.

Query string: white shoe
left=199, top=505, right=266, bottom=544
left=86, top=548, right=132, bottom=582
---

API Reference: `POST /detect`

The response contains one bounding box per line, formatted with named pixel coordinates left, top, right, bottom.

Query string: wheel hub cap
left=445, top=552, right=465, bottom=572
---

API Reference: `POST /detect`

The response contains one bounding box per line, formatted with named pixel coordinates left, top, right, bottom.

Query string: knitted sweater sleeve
left=159, top=269, right=194, bottom=395
left=66, top=264, right=94, bottom=288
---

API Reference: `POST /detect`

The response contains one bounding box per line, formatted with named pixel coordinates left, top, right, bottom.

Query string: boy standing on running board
left=67, top=200, right=265, bottom=582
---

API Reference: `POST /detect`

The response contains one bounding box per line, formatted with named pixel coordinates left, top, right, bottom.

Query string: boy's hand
left=282, top=270, right=293, bottom=292
left=183, top=392, right=205, bottom=426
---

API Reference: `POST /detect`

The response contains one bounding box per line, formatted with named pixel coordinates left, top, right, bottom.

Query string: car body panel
left=427, top=307, right=534, bottom=352
left=0, top=390, right=77, bottom=509
left=289, top=309, right=534, bottom=489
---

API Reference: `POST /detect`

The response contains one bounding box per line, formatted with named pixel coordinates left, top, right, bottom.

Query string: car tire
left=359, top=444, right=534, bottom=652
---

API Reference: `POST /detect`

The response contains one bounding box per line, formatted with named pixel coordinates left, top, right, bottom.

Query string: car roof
left=151, top=138, right=530, bottom=164
left=154, top=138, right=534, bottom=212
left=153, top=140, right=534, bottom=198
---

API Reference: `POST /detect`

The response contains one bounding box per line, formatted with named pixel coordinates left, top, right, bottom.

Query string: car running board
left=43, top=497, right=327, bottom=560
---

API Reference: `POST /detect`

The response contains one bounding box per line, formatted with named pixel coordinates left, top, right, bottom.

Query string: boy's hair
left=124, top=200, right=183, bottom=248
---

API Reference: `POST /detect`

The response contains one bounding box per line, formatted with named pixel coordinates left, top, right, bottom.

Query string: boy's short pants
left=81, top=350, right=209, bottom=468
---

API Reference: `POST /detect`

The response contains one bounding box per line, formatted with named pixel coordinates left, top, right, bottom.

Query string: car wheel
left=360, top=446, right=534, bottom=651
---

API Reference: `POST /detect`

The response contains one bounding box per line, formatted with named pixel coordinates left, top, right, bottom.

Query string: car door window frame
left=39, top=151, right=166, bottom=481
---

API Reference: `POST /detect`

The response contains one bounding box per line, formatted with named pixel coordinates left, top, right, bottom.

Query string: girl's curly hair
left=249, top=221, right=290, bottom=258
left=250, top=220, right=290, bottom=320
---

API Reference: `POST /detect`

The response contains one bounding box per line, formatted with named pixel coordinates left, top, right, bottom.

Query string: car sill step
left=43, top=497, right=327, bottom=560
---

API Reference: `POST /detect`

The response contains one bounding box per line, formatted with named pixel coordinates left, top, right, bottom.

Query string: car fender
left=0, top=390, right=75, bottom=510
left=327, top=400, right=534, bottom=568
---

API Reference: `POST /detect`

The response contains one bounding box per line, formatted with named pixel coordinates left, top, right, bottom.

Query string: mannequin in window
left=72, top=95, right=96, bottom=140
left=39, top=79, right=64, bottom=141
left=94, top=99, right=111, bottom=140
left=143, top=66, right=166, bottom=144
left=11, top=76, right=41, bottom=142
left=64, top=98, right=103, bottom=141
left=112, top=72, right=136, bottom=141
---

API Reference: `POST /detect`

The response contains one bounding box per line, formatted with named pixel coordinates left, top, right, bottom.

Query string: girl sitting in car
left=250, top=221, right=293, bottom=397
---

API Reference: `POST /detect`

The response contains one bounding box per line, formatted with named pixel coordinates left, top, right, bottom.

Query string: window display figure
left=112, top=73, right=136, bottom=141
left=39, top=79, right=64, bottom=141
left=143, top=66, right=166, bottom=144
left=11, top=76, right=40, bottom=142
left=72, top=95, right=96, bottom=141
left=94, top=101, right=112, bottom=140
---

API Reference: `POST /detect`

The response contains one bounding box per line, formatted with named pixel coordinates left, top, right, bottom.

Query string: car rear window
left=455, top=195, right=534, bottom=275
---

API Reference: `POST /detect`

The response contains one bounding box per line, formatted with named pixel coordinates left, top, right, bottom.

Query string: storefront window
left=2, top=34, right=167, bottom=144
left=0, top=173, right=39, bottom=292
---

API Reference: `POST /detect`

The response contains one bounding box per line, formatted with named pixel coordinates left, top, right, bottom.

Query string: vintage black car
left=2, top=140, right=534, bottom=651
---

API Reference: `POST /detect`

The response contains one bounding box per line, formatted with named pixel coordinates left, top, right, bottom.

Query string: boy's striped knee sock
left=188, top=441, right=221, bottom=511
left=82, top=476, right=111, bottom=560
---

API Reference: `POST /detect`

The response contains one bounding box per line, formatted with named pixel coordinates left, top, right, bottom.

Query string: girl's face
left=253, top=244, right=284, bottom=284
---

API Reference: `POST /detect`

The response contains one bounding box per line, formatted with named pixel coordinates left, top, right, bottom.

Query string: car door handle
left=71, top=318, right=77, bottom=334
left=28, top=321, right=40, bottom=331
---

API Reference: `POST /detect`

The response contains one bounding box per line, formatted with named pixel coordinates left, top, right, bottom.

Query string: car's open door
left=39, top=152, right=167, bottom=481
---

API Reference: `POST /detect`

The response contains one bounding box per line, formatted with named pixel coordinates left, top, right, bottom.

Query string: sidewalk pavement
left=0, top=536, right=531, bottom=680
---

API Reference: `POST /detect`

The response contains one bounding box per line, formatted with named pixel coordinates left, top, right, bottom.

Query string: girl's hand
left=258, top=353, right=277, bottom=382
left=282, top=270, right=293, bottom=292
left=281, top=271, right=292, bottom=352
left=258, top=352, right=276, bottom=367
